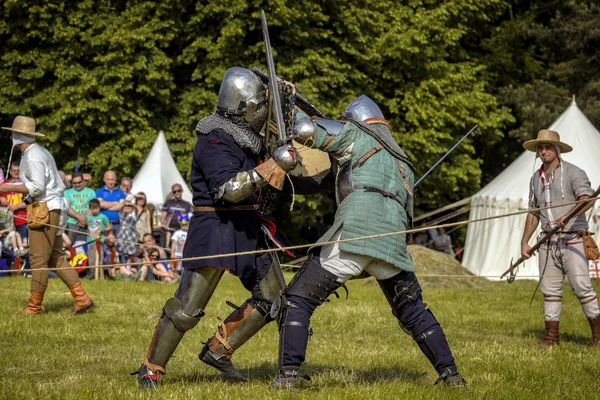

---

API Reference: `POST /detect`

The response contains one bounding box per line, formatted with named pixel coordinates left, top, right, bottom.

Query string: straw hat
left=1, top=116, right=45, bottom=137
left=523, top=129, right=572, bottom=153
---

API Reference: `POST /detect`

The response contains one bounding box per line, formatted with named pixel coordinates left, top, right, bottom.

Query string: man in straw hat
left=521, top=129, right=600, bottom=346
left=0, top=116, right=93, bottom=316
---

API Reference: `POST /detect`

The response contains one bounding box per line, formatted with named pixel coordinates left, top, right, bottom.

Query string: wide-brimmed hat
left=1, top=116, right=45, bottom=137
left=523, top=129, right=572, bottom=153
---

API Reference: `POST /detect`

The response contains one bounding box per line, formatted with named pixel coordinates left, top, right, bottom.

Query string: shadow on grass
left=521, top=329, right=590, bottom=345
left=42, top=299, right=74, bottom=313
left=165, top=362, right=423, bottom=387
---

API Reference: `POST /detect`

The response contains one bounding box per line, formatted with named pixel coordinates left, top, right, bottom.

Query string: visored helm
left=216, top=67, right=268, bottom=132
left=340, top=95, right=384, bottom=122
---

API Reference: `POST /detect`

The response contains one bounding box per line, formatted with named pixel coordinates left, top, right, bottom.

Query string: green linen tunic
left=311, top=120, right=415, bottom=272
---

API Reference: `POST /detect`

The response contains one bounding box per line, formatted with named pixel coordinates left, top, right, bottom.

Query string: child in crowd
left=116, top=194, right=138, bottom=275
left=86, top=199, right=112, bottom=279
left=170, top=213, right=189, bottom=273
left=0, top=205, right=27, bottom=257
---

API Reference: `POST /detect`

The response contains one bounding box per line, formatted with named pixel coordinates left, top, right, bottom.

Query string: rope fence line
left=3, top=211, right=171, bottom=252
left=1, top=195, right=598, bottom=276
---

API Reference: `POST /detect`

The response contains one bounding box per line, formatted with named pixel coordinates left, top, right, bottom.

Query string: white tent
left=131, top=131, right=193, bottom=207
left=462, top=100, right=600, bottom=279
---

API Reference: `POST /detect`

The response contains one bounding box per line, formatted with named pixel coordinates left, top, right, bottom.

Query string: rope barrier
left=1, top=195, right=598, bottom=275
left=4, top=211, right=171, bottom=252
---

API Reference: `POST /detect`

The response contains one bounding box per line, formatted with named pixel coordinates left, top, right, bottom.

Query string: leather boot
left=69, top=282, right=94, bottom=315
left=15, top=291, right=44, bottom=316
left=537, top=320, right=560, bottom=347
left=588, top=315, right=600, bottom=347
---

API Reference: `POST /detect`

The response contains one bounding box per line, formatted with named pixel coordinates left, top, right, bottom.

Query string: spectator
left=142, top=232, right=167, bottom=259
left=160, top=183, right=192, bottom=244
left=433, top=227, right=452, bottom=254
left=1, top=161, right=28, bottom=246
left=96, top=171, right=126, bottom=235
left=101, top=230, right=119, bottom=278
left=115, top=194, right=138, bottom=264
left=86, top=199, right=112, bottom=279
left=120, top=176, right=132, bottom=196
left=170, top=214, right=189, bottom=273
left=58, top=170, right=71, bottom=189
left=134, top=192, right=152, bottom=240
left=64, top=171, right=96, bottom=245
left=138, top=248, right=178, bottom=283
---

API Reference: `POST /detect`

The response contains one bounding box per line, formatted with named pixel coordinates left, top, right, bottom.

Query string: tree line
left=1, top=0, right=598, bottom=239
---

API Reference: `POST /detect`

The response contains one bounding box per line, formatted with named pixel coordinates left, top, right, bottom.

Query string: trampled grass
left=1, top=273, right=599, bottom=399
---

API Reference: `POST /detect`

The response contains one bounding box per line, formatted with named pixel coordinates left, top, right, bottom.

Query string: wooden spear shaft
left=501, top=186, right=600, bottom=283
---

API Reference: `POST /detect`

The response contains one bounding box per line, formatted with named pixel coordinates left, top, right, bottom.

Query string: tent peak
left=572, top=94, right=576, bottom=104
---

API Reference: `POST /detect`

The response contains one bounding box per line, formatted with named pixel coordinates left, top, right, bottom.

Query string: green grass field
left=1, top=272, right=599, bottom=399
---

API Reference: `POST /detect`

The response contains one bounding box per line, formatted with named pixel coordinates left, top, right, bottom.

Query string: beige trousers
left=539, top=238, right=600, bottom=321
left=29, top=210, right=80, bottom=293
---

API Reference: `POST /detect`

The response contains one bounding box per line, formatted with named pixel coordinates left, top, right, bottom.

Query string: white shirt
left=20, top=143, right=68, bottom=234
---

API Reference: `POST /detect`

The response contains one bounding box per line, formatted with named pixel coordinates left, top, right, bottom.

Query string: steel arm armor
left=214, top=169, right=267, bottom=204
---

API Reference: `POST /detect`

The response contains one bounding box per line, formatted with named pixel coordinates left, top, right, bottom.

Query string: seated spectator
left=101, top=230, right=119, bottom=278
left=433, top=227, right=452, bottom=254
left=1, top=161, right=28, bottom=247
left=170, top=214, right=189, bottom=273
left=115, top=194, right=138, bottom=265
left=138, top=248, right=178, bottom=283
left=64, top=171, right=96, bottom=245
left=96, top=171, right=126, bottom=235
left=86, top=199, right=112, bottom=279
left=142, top=233, right=167, bottom=259
left=135, top=192, right=152, bottom=240
left=160, top=183, right=192, bottom=246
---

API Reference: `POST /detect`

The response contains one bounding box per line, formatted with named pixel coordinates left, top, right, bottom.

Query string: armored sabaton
left=136, top=67, right=295, bottom=389
left=271, top=95, right=466, bottom=389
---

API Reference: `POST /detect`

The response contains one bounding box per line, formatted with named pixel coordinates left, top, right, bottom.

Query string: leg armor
left=275, top=254, right=343, bottom=370
left=136, top=267, right=224, bottom=388
left=379, top=271, right=465, bottom=386
left=200, top=252, right=286, bottom=380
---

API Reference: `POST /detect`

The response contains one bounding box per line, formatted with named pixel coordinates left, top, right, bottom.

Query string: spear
left=501, top=186, right=600, bottom=283
left=414, top=125, right=478, bottom=187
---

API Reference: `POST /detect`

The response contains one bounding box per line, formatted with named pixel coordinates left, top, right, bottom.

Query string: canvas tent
left=462, top=100, right=600, bottom=279
left=131, top=131, right=193, bottom=207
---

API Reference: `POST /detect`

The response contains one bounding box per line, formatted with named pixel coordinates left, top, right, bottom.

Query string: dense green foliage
left=0, top=1, right=598, bottom=235
left=1, top=273, right=600, bottom=398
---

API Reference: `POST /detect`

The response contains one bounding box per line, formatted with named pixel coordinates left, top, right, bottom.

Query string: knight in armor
left=271, top=95, right=466, bottom=389
left=135, top=67, right=296, bottom=388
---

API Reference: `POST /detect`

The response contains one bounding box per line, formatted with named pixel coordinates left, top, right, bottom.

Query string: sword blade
left=261, top=10, right=287, bottom=143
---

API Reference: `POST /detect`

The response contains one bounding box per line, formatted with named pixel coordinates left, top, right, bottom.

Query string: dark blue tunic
left=182, top=129, right=263, bottom=278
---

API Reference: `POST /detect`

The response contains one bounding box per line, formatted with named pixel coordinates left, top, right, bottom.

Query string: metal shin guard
left=205, top=300, right=269, bottom=360
left=144, top=268, right=224, bottom=373
left=274, top=255, right=343, bottom=368
left=378, top=271, right=455, bottom=373
left=204, top=253, right=286, bottom=360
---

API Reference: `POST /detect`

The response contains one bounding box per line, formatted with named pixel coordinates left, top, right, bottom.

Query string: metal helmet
left=340, top=95, right=384, bottom=122
left=216, top=67, right=268, bottom=132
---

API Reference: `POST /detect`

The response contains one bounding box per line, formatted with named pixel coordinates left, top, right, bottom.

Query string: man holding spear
left=519, top=130, right=600, bottom=347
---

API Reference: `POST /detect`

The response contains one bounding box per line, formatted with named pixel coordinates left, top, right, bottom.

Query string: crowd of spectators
left=0, top=163, right=191, bottom=284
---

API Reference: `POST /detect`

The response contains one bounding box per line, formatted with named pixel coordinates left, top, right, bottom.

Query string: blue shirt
left=95, top=186, right=125, bottom=222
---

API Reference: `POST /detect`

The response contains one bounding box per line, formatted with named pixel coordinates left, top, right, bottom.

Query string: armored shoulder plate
left=314, top=118, right=345, bottom=136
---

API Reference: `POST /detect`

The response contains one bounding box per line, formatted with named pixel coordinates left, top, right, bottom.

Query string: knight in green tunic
left=272, top=95, right=466, bottom=390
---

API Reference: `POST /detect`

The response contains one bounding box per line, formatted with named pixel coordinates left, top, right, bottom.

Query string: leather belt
left=354, top=185, right=403, bottom=206
left=194, top=205, right=260, bottom=212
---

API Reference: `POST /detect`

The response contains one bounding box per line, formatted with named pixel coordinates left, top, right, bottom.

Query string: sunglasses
left=172, top=189, right=182, bottom=193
